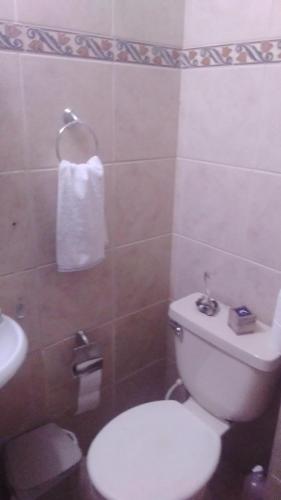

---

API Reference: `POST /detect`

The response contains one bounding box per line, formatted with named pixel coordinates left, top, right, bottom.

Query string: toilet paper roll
left=76, top=369, right=102, bottom=415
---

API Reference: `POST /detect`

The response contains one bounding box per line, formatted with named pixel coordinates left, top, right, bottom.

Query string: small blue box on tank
left=228, top=305, right=256, bottom=335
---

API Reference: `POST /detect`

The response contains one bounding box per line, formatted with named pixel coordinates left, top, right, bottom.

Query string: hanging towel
left=56, top=156, right=107, bottom=272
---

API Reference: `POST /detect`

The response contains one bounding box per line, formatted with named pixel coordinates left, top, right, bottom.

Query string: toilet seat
left=87, top=400, right=221, bottom=500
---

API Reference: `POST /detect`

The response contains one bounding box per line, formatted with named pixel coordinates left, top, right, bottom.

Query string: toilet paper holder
left=76, top=330, right=90, bottom=347
left=73, top=330, right=103, bottom=377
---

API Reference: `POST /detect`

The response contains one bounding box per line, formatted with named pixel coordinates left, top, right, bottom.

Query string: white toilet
left=87, top=293, right=281, bottom=500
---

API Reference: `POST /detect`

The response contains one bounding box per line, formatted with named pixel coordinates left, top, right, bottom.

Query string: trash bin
left=5, top=423, right=82, bottom=500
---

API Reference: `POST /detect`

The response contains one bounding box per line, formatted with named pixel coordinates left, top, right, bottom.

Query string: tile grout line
left=173, top=233, right=281, bottom=275
left=176, top=157, right=281, bottom=177
left=40, top=299, right=170, bottom=351
left=0, top=234, right=173, bottom=279
left=0, top=157, right=176, bottom=176
left=115, top=358, right=167, bottom=385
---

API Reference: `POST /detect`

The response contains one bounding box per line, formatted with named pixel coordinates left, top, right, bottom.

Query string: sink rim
left=0, top=314, right=28, bottom=387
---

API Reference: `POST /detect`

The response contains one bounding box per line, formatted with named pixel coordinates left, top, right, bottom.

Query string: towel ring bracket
left=56, top=108, right=99, bottom=163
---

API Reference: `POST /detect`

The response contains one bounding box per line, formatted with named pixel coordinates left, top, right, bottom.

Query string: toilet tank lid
left=169, top=293, right=281, bottom=372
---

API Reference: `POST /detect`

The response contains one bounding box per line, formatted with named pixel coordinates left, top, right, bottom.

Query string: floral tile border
left=0, top=22, right=182, bottom=68
left=0, top=20, right=281, bottom=69
left=183, top=39, right=281, bottom=68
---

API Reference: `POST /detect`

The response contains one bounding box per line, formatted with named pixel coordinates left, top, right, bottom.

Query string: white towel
left=56, top=156, right=107, bottom=272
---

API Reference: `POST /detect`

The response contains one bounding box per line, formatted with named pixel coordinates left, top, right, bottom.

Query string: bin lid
left=5, top=424, right=82, bottom=490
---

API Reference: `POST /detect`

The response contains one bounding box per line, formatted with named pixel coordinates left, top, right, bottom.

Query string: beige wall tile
left=30, top=349, right=48, bottom=422
left=114, top=236, right=171, bottom=318
left=0, top=173, right=37, bottom=275
left=178, top=65, right=264, bottom=168
left=245, top=171, right=281, bottom=271
left=29, top=169, right=58, bottom=265
left=38, top=257, right=113, bottom=346
left=114, top=0, right=185, bottom=46
left=174, top=159, right=281, bottom=273
left=47, top=382, right=79, bottom=419
left=0, top=53, right=25, bottom=172
left=184, top=0, right=272, bottom=47
left=115, top=302, right=167, bottom=381
left=174, top=159, right=251, bottom=257
left=0, top=351, right=46, bottom=436
left=115, top=360, right=166, bottom=415
left=21, top=55, right=113, bottom=168
left=43, top=339, right=77, bottom=391
left=113, top=159, right=175, bottom=245
left=0, top=0, right=15, bottom=20
left=258, top=65, right=281, bottom=174
left=114, top=64, right=179, bottom=161
left=171, top=235, right=281, bottom=325
left=104, top=165, right=114, bottom=249
left=269, top=0, right=281, bottom=38
left=16, top=0, right=112, bottom=35
left=0, top=270, right=41, bottom=351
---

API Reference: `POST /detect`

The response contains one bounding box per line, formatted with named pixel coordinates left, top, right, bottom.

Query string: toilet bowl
left=87, top=399, right=223, bottom=500
left=87, top=293, right=281, bottom=500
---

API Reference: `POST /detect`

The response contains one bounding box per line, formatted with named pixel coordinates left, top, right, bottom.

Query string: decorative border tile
left=182, top=40, right=281, bottom=68
left=0, top=22, right=182, bottom=68
left=0, top=20, right=281, bottom=69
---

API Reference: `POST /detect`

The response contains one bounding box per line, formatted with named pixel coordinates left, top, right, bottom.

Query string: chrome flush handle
left=169, top=319, right=183, bottom=341
left=196, top=272, right=219, bottom=316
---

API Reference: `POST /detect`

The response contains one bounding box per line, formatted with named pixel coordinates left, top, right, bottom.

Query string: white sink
left=0, top=313, right=28, bottom=389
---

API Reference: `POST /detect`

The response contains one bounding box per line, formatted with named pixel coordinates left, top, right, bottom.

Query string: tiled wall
left=183, top=0, right=281, bottom=48
left=171, top=1, right=281, bottom=494
left=15, top=0, right=185, bottom=45
left=0, top=1, right=182, bottom=443
left=3, top=1, right=281, bottom=484
left=172, top=0, right=281, bottom=325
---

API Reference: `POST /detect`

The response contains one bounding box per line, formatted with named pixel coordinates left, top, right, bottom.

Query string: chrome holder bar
left=56, top=108, right=99, bottom=162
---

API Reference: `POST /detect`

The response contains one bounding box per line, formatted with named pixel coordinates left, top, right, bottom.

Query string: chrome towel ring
left=56, top=108, right=99, bottom=163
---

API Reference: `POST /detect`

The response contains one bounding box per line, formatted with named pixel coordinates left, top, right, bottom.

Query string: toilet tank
left=169, top=293, right=281, bottom=422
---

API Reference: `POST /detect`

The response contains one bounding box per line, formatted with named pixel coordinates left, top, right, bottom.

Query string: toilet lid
left=87, top=400, right=221, bottom=500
